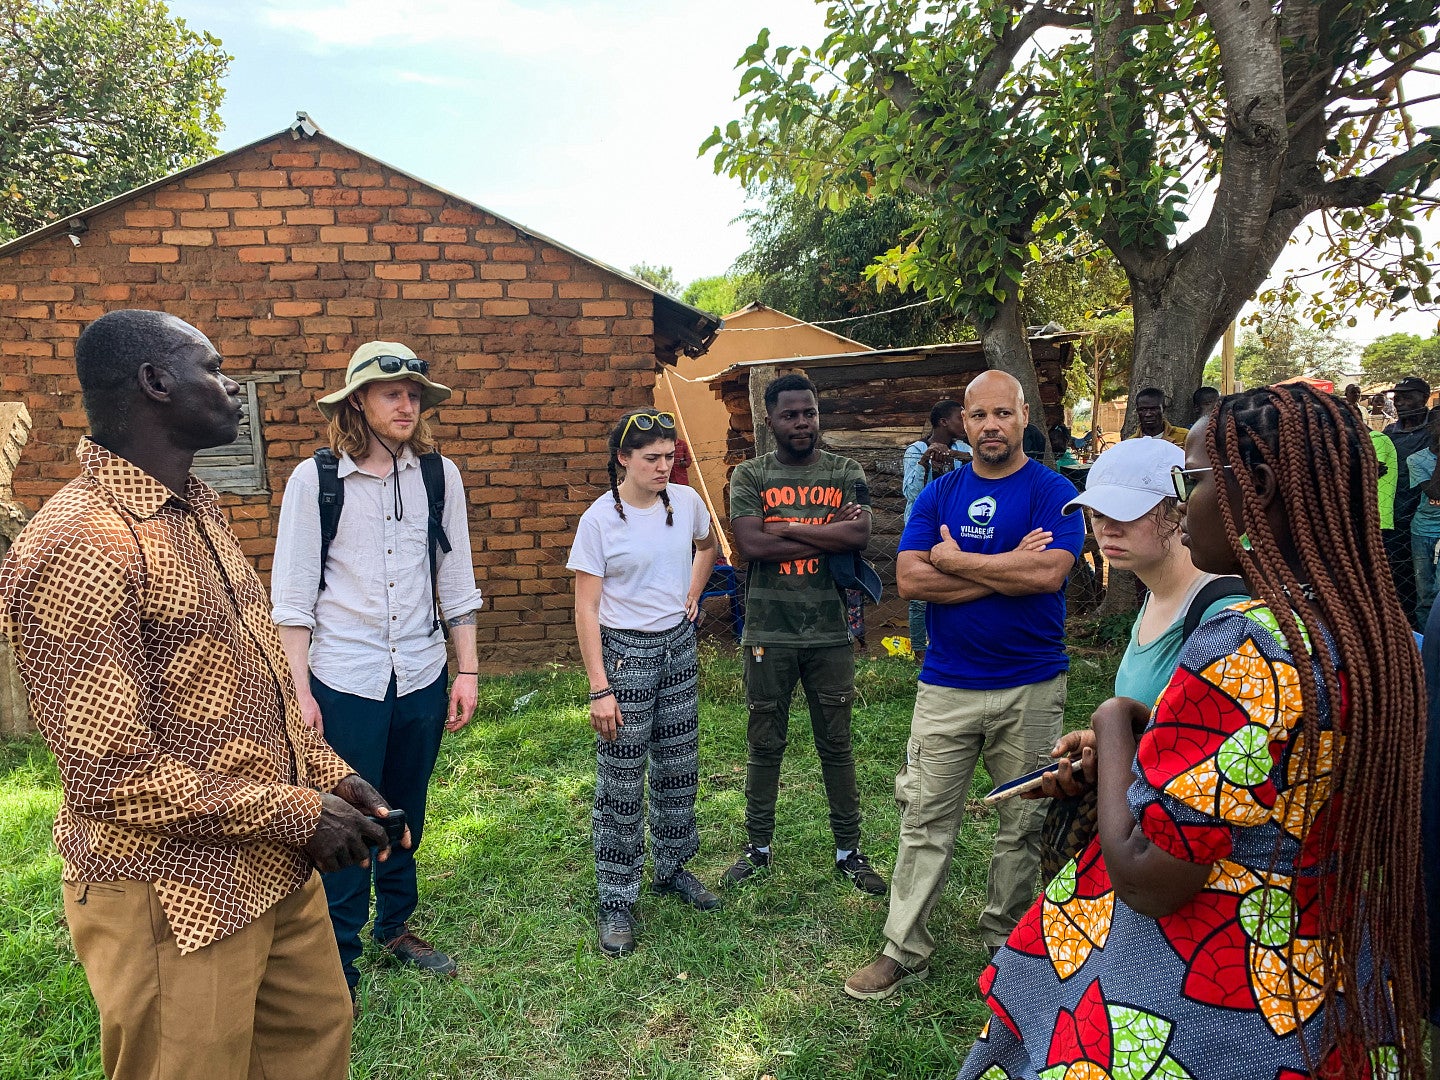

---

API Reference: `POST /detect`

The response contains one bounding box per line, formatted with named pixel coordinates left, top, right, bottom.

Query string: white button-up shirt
left=271, top=448, right=483, bottom=701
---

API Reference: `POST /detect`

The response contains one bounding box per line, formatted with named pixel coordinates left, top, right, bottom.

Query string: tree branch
left=1305, top=140, right=1440, bottom=208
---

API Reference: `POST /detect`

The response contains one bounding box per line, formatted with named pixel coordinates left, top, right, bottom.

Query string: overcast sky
left=166, top=0, right=1438, bottom=348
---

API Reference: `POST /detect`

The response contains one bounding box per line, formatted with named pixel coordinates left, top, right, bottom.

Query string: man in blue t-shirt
left=845, top=370, right=1083, bottom=1001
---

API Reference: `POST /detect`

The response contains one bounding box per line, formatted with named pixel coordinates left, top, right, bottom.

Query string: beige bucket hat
left=316, top=341, right=452, bottom=419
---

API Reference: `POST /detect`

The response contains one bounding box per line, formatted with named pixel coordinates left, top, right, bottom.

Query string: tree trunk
left=978, top=290, right=1050, bottom=461
left=1124, top=287, right=1210, bottom=432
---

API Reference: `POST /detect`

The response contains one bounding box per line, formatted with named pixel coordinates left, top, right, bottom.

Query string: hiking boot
left=720, top=842, right=771, bottom=888
left=597, top=907, right=636, bottom=957
left=836, top=850, right=888, bottom=896
left=843, top=954, right=930, bottom=1001
left=653, top=868, right=721, bottom=911
left=381, top=929, right=458, bottom=976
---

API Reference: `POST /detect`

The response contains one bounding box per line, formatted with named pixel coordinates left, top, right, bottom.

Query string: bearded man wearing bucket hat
left=271, top=341, right=483, bottom=1005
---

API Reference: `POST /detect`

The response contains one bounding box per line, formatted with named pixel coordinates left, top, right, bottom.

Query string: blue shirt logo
left=968, top=496, right=997, bottom=525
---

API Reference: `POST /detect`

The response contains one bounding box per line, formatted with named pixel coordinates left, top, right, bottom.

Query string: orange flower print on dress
left=1008, top=839, right=1115, bottom=980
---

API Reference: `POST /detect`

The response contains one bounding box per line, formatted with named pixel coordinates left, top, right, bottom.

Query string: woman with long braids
left=566, top=409, right=719, bottom=957
left=958, top=383, right=1426, bottom=1079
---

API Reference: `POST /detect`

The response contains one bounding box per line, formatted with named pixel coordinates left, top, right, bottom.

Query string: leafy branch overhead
left=703, top=0, right=1439, bottom=422
left=0, top=0, right=230, bottom=240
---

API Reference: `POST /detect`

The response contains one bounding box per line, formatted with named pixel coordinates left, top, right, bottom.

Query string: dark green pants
left=743, top=643, right=861, bottom=850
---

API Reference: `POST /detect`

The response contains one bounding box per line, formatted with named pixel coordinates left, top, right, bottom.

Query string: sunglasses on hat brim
left=355, top=355, right=430, bottom=377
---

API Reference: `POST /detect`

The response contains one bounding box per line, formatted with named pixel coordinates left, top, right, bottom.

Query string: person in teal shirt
left=1062, top=438, right=1249, bottom=709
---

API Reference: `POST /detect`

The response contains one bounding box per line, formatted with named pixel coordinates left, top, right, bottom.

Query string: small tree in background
left=1361, top=331, right=1440, bottom=387
left=629, top=262, right=682, bottom=297
left=0, top=0, right=230, bottom=240
left=1234, top=313, right=1357, bottom=388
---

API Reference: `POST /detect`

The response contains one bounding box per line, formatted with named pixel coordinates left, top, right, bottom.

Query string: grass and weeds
left=0, top=641, right=1121, bottom=1080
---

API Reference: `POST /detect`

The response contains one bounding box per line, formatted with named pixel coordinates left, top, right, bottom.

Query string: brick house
left=0, top=114, right=720, bottom=671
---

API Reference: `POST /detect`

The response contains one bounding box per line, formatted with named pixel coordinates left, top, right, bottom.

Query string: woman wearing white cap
left=1063, top=437, right=1249, bottom=708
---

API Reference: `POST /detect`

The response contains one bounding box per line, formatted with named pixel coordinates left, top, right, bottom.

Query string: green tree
left=1360, top=331, right=1440, bottom=387
left=1233, top=314, right=1356, bottom=389
left=628, top=262, right=681, bottom=296
left=680, top=272, right=761, bottom=317
left=0, top=0, right=230, bottom=240
left=733, top=179, right=962, bottom=347
left=704, top=2, right=1439, bottom=432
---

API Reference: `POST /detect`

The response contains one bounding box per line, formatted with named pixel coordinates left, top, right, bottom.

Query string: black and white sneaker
left=719, top=842, right=771, bottom=888
left=836, top=850, right=887, bottom=896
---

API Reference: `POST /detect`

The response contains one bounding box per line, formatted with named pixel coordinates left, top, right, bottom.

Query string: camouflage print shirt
left=729, top=451, right=869, bottom=648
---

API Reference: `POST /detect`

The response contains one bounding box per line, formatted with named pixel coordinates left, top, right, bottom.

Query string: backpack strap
left=313, top=448, right=344, bottom=592
left=1182, top=575, right=1247, bottom=639
left=419, top=452, right=452, bottom=637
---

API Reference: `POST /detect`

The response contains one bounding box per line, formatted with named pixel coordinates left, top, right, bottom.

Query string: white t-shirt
left=566, top=484, right=712, bottom=632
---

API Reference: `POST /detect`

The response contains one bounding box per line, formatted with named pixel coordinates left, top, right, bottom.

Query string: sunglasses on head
left=355, top=355, right=430, bottom=377
left=1171, top=464, right=1233, bottom=502
left=619, top=411, right=676, bottom=444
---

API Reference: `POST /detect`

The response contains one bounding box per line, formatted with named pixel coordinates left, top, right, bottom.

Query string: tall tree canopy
left=733, top=179, right=963, bottom=346
left=1233, top=312, right=1356, bottom=387
left=705, top=0, right=1439, bottom=428
left=0, top=0, right=229, bottom=240
left=1360, top=330, right=1440, bottom=386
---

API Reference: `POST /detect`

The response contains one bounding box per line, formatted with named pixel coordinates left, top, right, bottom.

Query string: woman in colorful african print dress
left=959, top=384, right=1428, bottom=1080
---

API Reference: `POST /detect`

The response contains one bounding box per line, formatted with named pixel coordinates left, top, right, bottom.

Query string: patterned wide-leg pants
left=594, top=620, right=701, bottom=912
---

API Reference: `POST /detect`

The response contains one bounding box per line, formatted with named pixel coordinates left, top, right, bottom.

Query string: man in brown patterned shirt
left=0, top=310, right=399, bottom=1080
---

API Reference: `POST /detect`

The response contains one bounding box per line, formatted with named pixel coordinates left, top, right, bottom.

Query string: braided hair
left=607, top=410, right=675, bottom=526
left=1206, top=383, right=1426, bottom=1075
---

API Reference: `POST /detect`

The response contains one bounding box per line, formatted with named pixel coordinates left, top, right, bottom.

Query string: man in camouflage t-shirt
left=721, top=374, right=887, bottom=896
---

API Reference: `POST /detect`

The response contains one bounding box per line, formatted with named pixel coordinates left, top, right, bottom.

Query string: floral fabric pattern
left=958, top=603, right=1394, bottom=1080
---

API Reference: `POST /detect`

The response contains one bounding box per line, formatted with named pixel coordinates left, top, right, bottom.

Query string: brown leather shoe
left=381, top=929, right=458, bottom=976
left=843, top=953, right=929, bottom=1001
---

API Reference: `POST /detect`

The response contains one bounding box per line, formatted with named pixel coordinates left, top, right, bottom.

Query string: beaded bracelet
left=588, top=687, right=615, bottom=701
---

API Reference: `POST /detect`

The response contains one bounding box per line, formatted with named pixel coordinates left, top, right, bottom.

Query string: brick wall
left=0, top=132, right=659, bottom=670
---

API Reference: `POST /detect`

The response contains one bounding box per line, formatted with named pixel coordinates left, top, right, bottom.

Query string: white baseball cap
left=1062, top=437, right=1185, bottom=521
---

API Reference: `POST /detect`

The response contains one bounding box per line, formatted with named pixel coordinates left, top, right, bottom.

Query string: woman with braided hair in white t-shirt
left=566, top=409, right=719, bottom=958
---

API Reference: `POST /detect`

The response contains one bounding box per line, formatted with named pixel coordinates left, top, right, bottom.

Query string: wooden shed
left=706, top=333, right=1082, bottom=598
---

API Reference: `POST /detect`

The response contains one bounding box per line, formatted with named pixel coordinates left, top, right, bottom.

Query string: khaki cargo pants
left=882, top=674, right=1066, bottom=964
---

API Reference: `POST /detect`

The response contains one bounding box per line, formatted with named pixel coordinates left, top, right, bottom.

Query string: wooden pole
left=660, top=369, right=731, bottom=561
left=748, top=363, right=777, bottom=460
left=1221, top=322, right=1237, bottom=394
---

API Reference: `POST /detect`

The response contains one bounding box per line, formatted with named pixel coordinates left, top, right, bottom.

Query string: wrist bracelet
left=588, top=687, right=615, bottom=701
left=455, top=671, right=477, bottom=676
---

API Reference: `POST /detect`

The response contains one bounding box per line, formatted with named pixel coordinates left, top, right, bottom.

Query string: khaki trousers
left=63, top=871, right=351, bottom=1080
left=882, top=675, right=1066, bottom=964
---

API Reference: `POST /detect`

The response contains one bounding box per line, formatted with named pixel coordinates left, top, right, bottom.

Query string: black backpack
left=313, top=448, right=453, bottom=637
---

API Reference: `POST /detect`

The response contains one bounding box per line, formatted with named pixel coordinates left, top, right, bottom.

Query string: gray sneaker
left=597, top=907, right=636, bottom=957
left=653, top=868, right=721, bottom=911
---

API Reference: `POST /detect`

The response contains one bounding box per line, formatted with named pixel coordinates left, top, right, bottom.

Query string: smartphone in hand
left=982, top=762, right=1079, bottom=806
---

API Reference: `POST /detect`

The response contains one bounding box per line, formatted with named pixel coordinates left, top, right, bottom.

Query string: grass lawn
left=0, top=639, right=1120, bottom=1080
